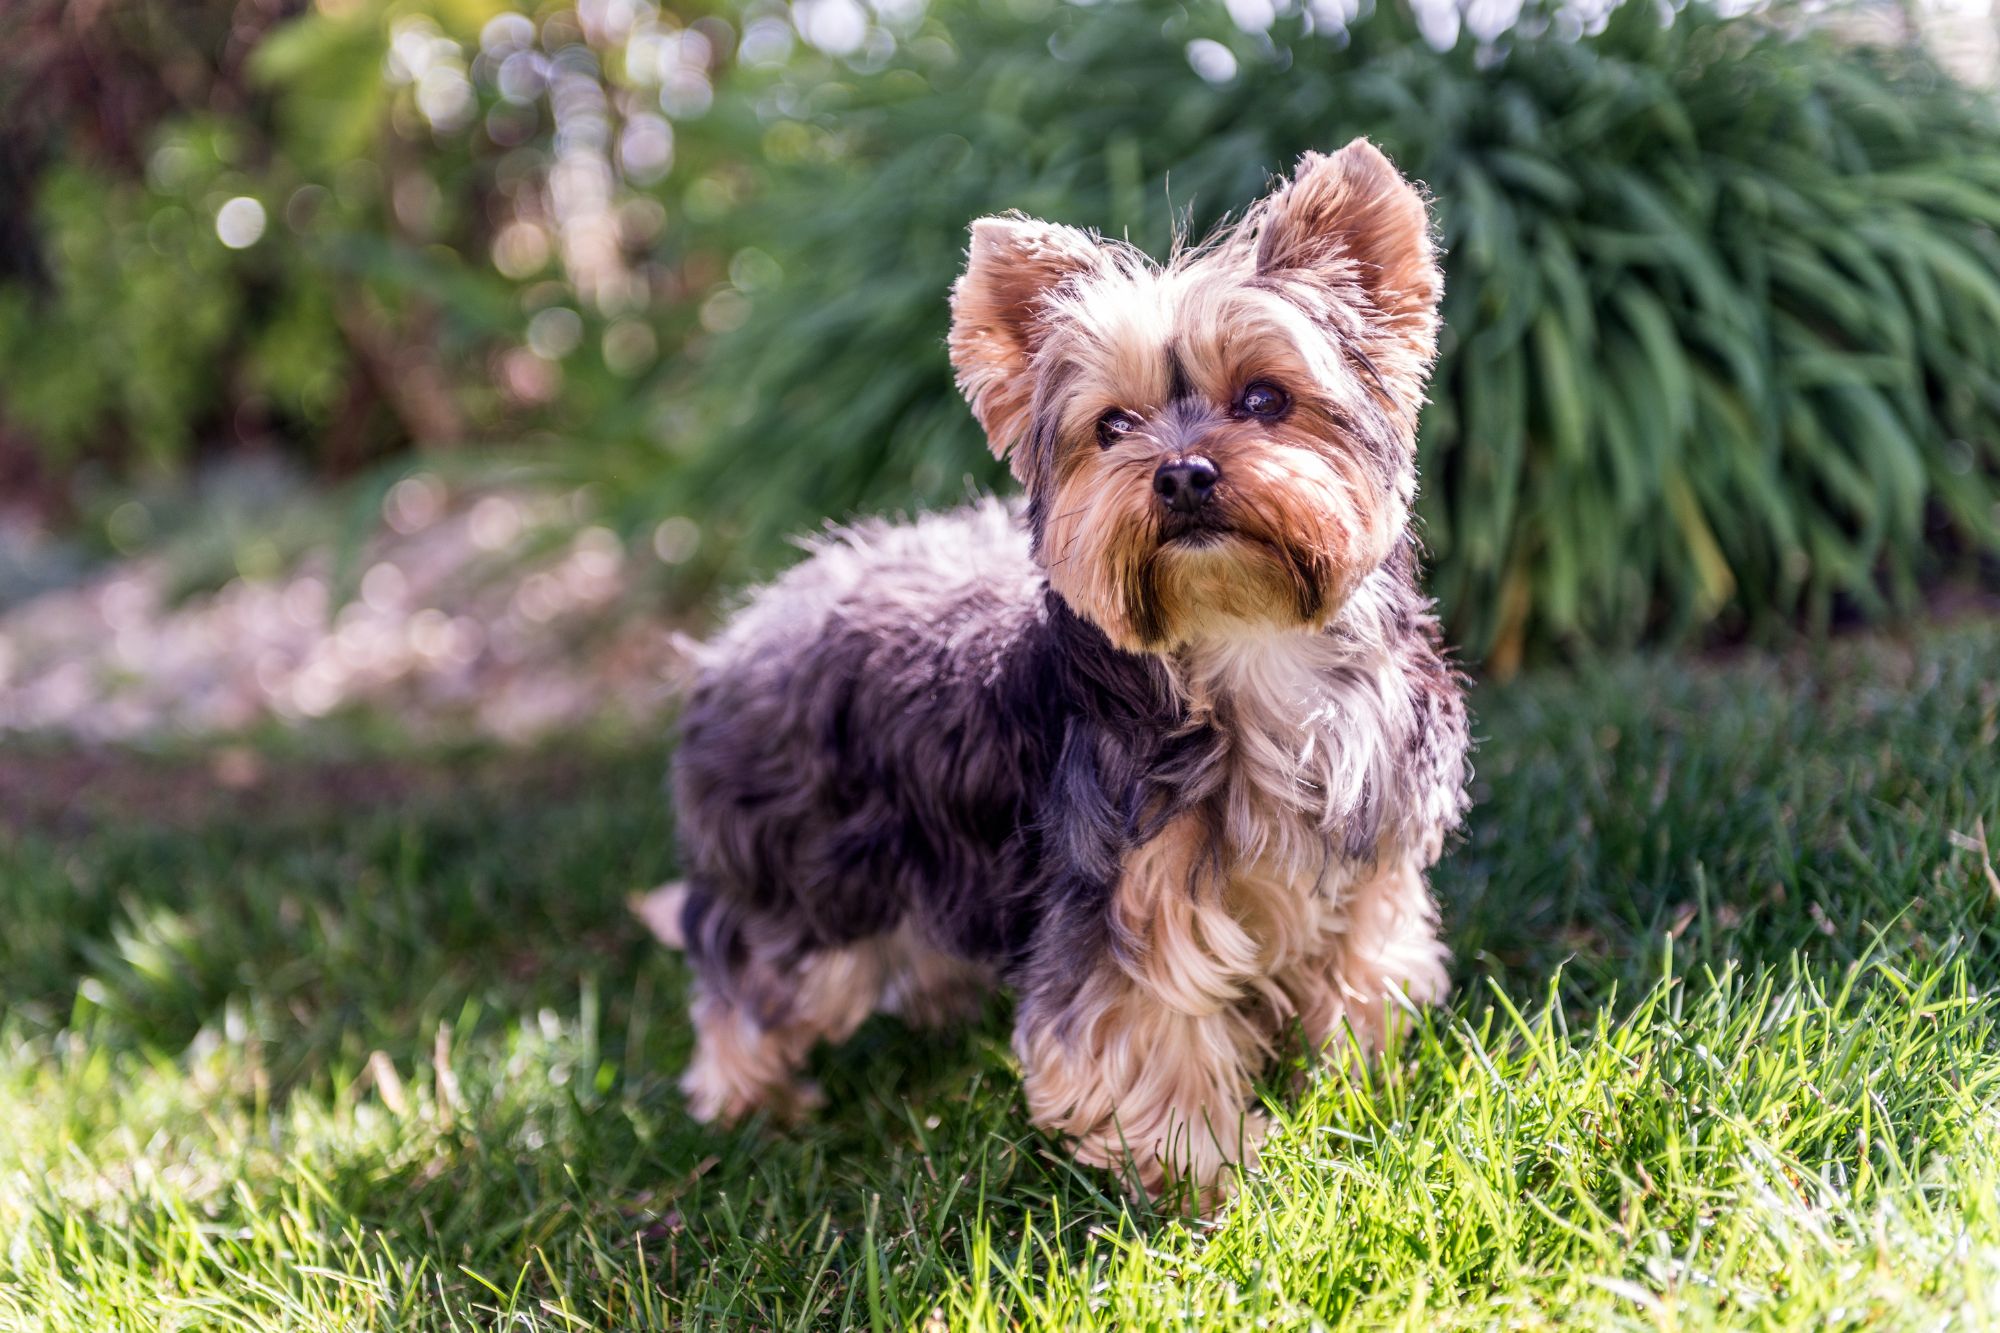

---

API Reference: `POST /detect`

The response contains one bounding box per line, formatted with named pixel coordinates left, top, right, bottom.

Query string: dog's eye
left=1238, top=382, right=1290, bottom=419
left=1096, top=409, right=1139, bottom=447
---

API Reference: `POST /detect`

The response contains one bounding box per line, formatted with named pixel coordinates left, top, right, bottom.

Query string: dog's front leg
left=1280, top=853, right=1452, bottom=1061
left=1012, top=813, right=1270, bottom=1211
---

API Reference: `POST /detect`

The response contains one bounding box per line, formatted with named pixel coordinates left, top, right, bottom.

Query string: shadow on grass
left=0, top=740, right=1146, bottom=1322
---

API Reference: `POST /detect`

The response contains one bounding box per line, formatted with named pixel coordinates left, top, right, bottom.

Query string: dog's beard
left=1141, top=526, right=1329, bottom=643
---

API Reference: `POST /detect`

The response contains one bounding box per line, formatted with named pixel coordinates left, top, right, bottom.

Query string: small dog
left=639, top=140, right=1470, bottom=1209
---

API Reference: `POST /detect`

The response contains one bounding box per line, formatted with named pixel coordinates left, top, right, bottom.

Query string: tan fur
left=1040, top=442, right=1171, bottom=650
left=1276, top=856, right=1450, bottom=1057
left=956, top=151, right=1432, bottom=653
left=1034, top=325, right=1396, bottom=652
left=1015, top=972, right=1270, bottom=1212
left=1021, top=816, right=1270, bottom=1203
left=876, top=926, right=994, bottom=1029
left=949, top=215, right=1107, bottom=470
left=630, top=880, right=690, bottom=948
left=1248, top=140, right=1442, bottom=365
left=679, top=943, right=881, bottom=1124
left=1016, top=814, right=1274, bottom=1209
left=1018, top=806, right=1449, bottom=1208
left=1168, top=564, right=1440, bottom=868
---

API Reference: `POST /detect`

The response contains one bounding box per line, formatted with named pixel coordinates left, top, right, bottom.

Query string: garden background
left=4, top=0, right=2000, bottom=1327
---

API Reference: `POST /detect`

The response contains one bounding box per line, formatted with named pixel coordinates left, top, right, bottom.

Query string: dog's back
left=669, top=501, right=1175, bottom=997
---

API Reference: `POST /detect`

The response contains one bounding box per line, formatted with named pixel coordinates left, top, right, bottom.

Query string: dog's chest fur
left=1178, top=570, right=1415, bottom=877
left=1108, top=578, right=1427, bottom=1013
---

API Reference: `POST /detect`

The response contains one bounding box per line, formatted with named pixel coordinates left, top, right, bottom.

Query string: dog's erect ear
left=1252, top=140, right=1441, bottom=331
left=949, top=214, right=1103, bottom=461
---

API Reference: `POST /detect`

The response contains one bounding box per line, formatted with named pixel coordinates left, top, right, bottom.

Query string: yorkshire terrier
left=637, top=139, right=1470, bottom=1209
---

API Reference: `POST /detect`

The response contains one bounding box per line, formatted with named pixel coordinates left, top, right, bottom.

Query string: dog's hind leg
left=643, top=886, right=988, bottom=1122
left=875, top=920, right=994, bottom=1029
left=680, top=949, right=887, bottom=1124
left=668, top=887, right=893, bottom=1124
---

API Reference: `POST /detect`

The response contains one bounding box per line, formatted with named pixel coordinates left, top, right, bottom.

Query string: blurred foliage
left=2, top=0, right=1999, bottom=663
left=0, top=0, right=708, bottom=486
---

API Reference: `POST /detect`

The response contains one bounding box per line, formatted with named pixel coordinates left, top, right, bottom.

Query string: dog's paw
left=680, top=1062, right=823, bottom=1127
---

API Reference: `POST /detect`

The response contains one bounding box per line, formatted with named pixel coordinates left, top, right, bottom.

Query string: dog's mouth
left=1157, top=509, right=1233, bottom=546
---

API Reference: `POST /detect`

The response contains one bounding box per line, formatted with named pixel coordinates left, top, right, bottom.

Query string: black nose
left=1153, top=456, right=1219, bottom=514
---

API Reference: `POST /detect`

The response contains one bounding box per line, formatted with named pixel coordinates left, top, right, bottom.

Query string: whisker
left=1043, top=526, right=1087, bottom=572
left=1348, top=345, right=1401, bottom=414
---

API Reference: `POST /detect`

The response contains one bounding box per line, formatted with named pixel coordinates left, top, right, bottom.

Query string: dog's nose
left=1153, top=456, right=1219, bottom=514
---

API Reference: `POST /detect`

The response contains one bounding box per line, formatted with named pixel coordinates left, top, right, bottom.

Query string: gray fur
left=669, top=498, right=1469, bottom=1039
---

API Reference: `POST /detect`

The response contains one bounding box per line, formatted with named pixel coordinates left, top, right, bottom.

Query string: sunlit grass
left=3, top=623, right=1999, bottom=1329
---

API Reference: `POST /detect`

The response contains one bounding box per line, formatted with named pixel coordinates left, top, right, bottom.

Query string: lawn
left=3, top=621, right=1999, bottom=1330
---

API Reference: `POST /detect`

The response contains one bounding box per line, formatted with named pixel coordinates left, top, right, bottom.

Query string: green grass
left=4, top=622, right=2000, bottom=1330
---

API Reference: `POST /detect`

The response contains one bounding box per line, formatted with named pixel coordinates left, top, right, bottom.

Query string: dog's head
left=948, top=140, right=1442, bottom=652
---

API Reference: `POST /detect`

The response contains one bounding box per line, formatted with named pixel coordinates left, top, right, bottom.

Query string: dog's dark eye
left=1238, top=382, right=1290, bottom=419
left=1096, top=409, right=1139, bottom=447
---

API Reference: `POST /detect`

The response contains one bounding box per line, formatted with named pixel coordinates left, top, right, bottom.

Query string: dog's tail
left=629, top=880, right=691, bottom=949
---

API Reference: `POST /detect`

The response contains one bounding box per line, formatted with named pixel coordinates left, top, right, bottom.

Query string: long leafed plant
left=646, top=0, right=2000, bottom=665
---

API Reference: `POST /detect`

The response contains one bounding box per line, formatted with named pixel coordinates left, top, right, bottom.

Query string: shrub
left=658, top=0, right=2000, bottom=664
left=0, top=1, right=643, bottom=481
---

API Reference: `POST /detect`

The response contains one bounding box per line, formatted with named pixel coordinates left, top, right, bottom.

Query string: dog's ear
left=1252, top=140, right=1441, bottom=334
left=949, top=214, right=1103, bottom=461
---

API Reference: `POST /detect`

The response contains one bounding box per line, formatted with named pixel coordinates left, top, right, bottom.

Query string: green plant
left=0, top=154, right=242, bottom=471
left=650, top=0, right=2000, bottom=665
left=0, top=0, right=654, bottom=483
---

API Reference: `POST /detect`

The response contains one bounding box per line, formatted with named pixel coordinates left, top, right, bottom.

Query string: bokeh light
left=214, top=197, right=267, bottom=249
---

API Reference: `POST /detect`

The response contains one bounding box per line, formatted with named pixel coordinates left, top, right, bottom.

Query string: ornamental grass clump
left=666, top=0, right=2000, bottom=664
